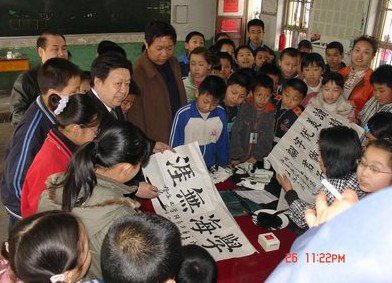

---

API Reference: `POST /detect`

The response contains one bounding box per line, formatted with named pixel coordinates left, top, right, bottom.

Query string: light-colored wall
left=261, top=0, right=285, bottom=50
left=171, top=0, right=216, bottom=41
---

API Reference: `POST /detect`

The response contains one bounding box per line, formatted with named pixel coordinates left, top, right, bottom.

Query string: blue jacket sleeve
left=169, top=108, right=186, bottom=148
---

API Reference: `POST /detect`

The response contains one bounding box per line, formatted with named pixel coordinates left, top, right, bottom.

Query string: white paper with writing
left=143, top=142, right=257, bottom=261
left=267, top=105, right=364, bottom=210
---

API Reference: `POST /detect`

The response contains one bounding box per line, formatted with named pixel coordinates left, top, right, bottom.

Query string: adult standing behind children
left=127, top=21, right=187, bottom=144
left=1, top=58, right=81, bottom=231
left=10, top=31, right=68, bottom=127
left=87, top=53, right=167, bottom=198
left=339, top=36, right=378, bottom=116
left=247, top=19, right=269, bottom=51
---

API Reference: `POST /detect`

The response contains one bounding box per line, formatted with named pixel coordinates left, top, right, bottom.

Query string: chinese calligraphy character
left=176, top=188, right=205, bottom=213
left=300, top=128, right=315, bottom=142
left=328, top=117, right=343, bottom=127
left=190, top=214, right=222, bottom=235
left=316, top=170, right=324, bottom=179
left=160, top=185, right=172, bottom=199
left=202, top=234, right=243, bottom=253
left=293, top=137, right=306, bottom=150
left=302, top=159, right=314, bottom=172
left=308, top=149, right=319, bottom=162
left=312, top=107, right=328, bottom=120
left=306, top=117, right=322, bottom=131
left=166, top=156, right=195, bottom=187
left=286, top=145, right=299, bottom=159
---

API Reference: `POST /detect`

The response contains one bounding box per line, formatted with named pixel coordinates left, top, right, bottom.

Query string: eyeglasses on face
left=356, top=159, right=392, bottom=174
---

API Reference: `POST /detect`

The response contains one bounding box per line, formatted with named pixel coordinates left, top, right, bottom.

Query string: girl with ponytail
left=1, top=210, right=91, bottom=283
left=38, top=121, right=151, bottom=279
left=21, top=93, right=101, bottom=217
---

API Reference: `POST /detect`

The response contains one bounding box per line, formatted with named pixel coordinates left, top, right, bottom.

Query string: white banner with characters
left=143, top=142, right=257, bottom=261
left=267, top=105, right=364, bottom=209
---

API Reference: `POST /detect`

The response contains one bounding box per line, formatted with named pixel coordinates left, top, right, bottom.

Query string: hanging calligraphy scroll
left=143, top=142, right=257, bottom=261
left=267, top=105, right=364, bottom=210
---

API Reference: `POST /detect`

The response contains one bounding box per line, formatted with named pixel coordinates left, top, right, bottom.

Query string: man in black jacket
left=10, top=32, right=68, bottom=127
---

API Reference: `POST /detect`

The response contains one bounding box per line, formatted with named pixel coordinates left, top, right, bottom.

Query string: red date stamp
left=285, top=252, right=345, bottom=263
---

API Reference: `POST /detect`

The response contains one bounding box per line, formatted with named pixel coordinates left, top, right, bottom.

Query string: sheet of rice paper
left=267, top=105, right=364, bottom=210
left=143, top=142, right=257, bottom=261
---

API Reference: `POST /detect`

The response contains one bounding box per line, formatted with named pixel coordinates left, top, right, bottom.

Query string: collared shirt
left=249, top=41, right=265, bottom=51
left=91, top=88, right=112, bottom=113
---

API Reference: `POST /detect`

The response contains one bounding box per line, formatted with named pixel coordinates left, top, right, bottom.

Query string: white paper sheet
left=267, top=105, right=364, bottom=210
left=143, top=142, right=257, bottom=261
left=236, top=190, right=278, bottom=204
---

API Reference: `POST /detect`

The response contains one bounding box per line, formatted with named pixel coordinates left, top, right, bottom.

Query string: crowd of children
left=1, top=17, right=392, bottom=282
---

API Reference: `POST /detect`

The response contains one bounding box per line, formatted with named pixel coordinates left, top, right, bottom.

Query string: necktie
left=110, top=109, right=118, bottom=119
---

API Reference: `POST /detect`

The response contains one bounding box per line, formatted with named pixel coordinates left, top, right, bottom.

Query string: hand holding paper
left=305, top=189, right=359, bottom=228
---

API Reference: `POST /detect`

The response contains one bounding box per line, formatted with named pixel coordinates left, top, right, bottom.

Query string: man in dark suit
left=87, top=53, right=130, bottom=129
left=88, top=53, right=170, bottom=199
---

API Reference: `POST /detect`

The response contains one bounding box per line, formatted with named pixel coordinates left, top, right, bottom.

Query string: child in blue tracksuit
left=170, top=75, right=229, bottom=169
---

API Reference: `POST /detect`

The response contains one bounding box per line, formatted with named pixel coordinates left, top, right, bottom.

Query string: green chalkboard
left=0, top=0, right=171, bottom=37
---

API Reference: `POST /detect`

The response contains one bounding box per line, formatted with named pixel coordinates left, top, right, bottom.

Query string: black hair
left=253, top=73, right=274, bottom=92
left=318, top=126, right=362, bottom=178
left=280, top=47, right=300, bottom=60
left=367, top=112, right=392, bottom=140
left=38, top=58, right=82, bottom=95
left=101, top=213, right=182, bottom=283
left=298, top=39, right=312, bottom=50
left=301, top=52, right=325, bottom=70
left=227, top=71, right=253, bottom=93
left=322, top=72, right=345, bottom=88
left=198, top=75, right=227, bottom=102
left=247, top=19, right=265, bottom=31
left=59, top=121, right=151, bottom=211
left=367, top=138, right=392, bottom=169
left=353, top=36, right=378, bottom=55
left=216, top=51, right=234, bottom=65
left=214, top=32, right=229, bottom=44
left=254, top=46, right=276, bottom=63
left=185, top=31, right=205, bottom=43
left=258, top=63, right=282, bottom=79
left=91, top=53, right=133, bottom=83
left=284, top=78, right=308, bottom=98
left=234, top=45, right=254, bottom=58
left=48, top=93, right=101, bottom=129
left=145, top=20, right=177, bottom=46
left=326, top=41, right=344, bottom=54
left=370, top=64, right=392, bottom=88
left=36, top=31, right=66, bottom=49
left=215, top=39, right=236, bottom=53
left=97, top=40, right=127, bottom=58
left=189, top=47, right=215, bottom=65
left=7, top=210, right=83, bottom=283
left=176, top=245, right=217, bottom=283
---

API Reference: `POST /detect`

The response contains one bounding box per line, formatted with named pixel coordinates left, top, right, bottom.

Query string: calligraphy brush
left=145, top=176, right=167, bottom=211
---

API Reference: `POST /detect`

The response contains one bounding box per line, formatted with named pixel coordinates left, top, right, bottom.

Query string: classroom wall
left=0, top=0, right=216, bottom=93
